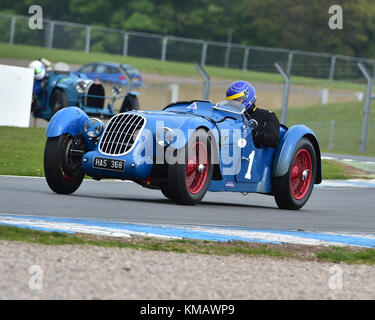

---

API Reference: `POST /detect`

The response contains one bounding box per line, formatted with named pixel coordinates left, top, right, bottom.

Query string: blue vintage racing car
left=43, top=100, right=321, bottom=210
left=31, top=60, right=139, bottom=121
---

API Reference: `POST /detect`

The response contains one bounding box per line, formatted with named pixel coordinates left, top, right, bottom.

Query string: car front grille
left=99, top=113, right=146, bottom=155
left=85, top=82, right=105, bottom=109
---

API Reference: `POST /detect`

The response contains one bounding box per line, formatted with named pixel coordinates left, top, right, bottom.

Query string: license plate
left=93, top=157, right=125, bottom=171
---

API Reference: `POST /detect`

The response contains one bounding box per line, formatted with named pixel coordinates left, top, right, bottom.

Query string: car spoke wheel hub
left=186, top=141, right=209, bottom=194
left=290, top=149, right=312, bottom=200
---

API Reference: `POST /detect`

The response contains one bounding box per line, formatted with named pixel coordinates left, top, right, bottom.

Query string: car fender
left=166, top=116, right=221, bottom=165
left=46, top=106, right=88, bottom=138
left=272, top=125, right=322, bottom=184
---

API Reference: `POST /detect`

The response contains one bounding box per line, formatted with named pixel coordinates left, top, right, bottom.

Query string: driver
left=226, top=80, right=280, bottom=148
left=28, top=60, right=46, bottom=111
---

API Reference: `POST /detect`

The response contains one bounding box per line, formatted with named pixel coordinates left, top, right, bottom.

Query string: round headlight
left=76, top=81, right=87, bottom=94
left=111, top=85, right=122, bottom=96
left=84, top=118, right=104, bottom=139
left=156, top=127, right=175, bottom=147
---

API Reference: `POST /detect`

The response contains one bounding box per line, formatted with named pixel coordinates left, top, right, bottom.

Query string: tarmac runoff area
left=0, top=175, right=375, bottom=248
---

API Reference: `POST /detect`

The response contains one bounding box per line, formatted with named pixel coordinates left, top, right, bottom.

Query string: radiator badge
left=186, top=102, right=198, bottom=110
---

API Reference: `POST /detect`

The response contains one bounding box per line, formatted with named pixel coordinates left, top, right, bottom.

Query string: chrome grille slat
left=101, top=114, right=123, bottom=153
left=123, top=116, right=144, bottom=153
left=99, top=113, right=146, bottom=156
left=113, top=114, right=137, bottom=154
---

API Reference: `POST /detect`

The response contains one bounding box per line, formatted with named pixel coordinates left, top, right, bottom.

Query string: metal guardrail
left=1, top=12, right=375, bottom=81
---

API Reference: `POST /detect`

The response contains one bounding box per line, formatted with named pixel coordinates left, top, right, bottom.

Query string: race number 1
left=245, top=151, right=255, bottom=180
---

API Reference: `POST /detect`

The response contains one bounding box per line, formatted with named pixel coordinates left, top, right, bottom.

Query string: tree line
left=1, top=0, right=375, bottom=58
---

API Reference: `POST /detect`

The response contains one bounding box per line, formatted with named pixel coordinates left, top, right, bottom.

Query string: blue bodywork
left=46, top=100, right=322, bottom=195
left=31, top=71, right=116, bottom=121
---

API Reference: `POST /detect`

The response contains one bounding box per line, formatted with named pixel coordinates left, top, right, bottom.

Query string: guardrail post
left=357, top=63, right=373, bottom=153
left=275, top=62, right=290, bottom=125
left=242, top=47, right=250, bottom=71
left=200, top=41, right=208, bottom=66
left=286, top=51, right=294, bottom=75
left=47, top=21, right=55, bottom=48
left=123, top=32, right=128, bottom=56
left=161, top=36, right=168, bottom=61
left=195, top=64, right=210, bottom=100
left=9, top=16, right=16, bottom=44
left=85, top=25, right=91, bottom=53
left=329, top=55, right=336, bottom=80
left=328, top=120, right=335, bottom=150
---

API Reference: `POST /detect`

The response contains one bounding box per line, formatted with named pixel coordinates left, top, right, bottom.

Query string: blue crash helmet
left=226, top=80, right=256, bottom=111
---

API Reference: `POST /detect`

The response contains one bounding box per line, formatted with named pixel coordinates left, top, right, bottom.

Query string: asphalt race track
left=0, top=175, right=374, bottom=235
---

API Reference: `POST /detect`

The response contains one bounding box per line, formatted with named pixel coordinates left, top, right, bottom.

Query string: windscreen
left=216, top=100, right=246, bottom=114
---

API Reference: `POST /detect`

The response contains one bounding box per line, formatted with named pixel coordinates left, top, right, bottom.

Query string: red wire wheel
left=185, top=141, right=209, bottom=194
left=273, top=138, right=317, bottom=210
left=290, top=149, right=313, bottom=200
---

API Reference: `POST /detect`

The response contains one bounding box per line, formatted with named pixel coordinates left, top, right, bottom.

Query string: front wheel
left=44, top=134, right=86, bottom=194
left=165, top=129, right=213, bottom=205
left=273, top=138, right=317, bottom=210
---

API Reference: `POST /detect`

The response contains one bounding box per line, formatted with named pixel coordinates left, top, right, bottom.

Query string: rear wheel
left=165, top=129, right=213, bottom=205
left=273, top=138, right=317, bottom=210
left=50, top=89, right=69, bottom=115
left=120, top=94, right=139, bottom=113
left=44, top=134, right=86, bottom=194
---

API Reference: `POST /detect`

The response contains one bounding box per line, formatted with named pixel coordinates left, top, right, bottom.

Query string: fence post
left=224, top=29, right=233, bottom=68
left=286, top=51, right=294, bottom=75
left=123, top=32, right=128, bottom=56
left=85, top=25, right=91, bottom=53
left=195, top=64, right=210, bottom=100
left=161, top=36, right=168, bottom=61
left=357, top=63, right=373, bottom=153
left=201, top=41, right=208, bottom=66
left=169, top=84, right=179, bottom=103
left=9, top=16, right=16, bottom=44
left=329, top=55, right=336, bottom=80
left=47, top=21, right=55, bottom=48
left=275, top=62, right=290, bottom=125
left=242, top=47, right=250, bottom=71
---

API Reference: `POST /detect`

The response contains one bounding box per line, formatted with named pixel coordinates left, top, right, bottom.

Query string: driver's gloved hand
left=252, top=128, right=264, bottom=148
left=252, top=127, right=263, bottom=141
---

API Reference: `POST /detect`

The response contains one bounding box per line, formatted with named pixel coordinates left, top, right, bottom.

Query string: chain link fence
left=2, top=13, right=375, bottom=82
left=1, top=13, right=374, bottom=154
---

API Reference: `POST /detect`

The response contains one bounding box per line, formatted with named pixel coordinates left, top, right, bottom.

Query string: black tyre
left=50, top=89, right=69, bottom=115
left=273, top=138, right=317, bottom=210
left=160, top=186, right=174, bottom=201
left=166, top=129, right=213, bottom=205
left=120, top=94, right=139, bottom=113
left=44, top=134, right=86, bottom=194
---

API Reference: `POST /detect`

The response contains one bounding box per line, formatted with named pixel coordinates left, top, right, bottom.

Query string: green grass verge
left=0, top=225, right=289, bottom=258
left=316, top=247, right=375, bottom=264
left=0, top=42, right=367, bottom=92
left=0, top=125, right=370, bottom=178
left=321, top=160, right=350, bottom=180
left=1, top=224, right=375, bottom=265
left=0, top=126, right=45, bottom=177
left=276, top=100, right=375, bottom=156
